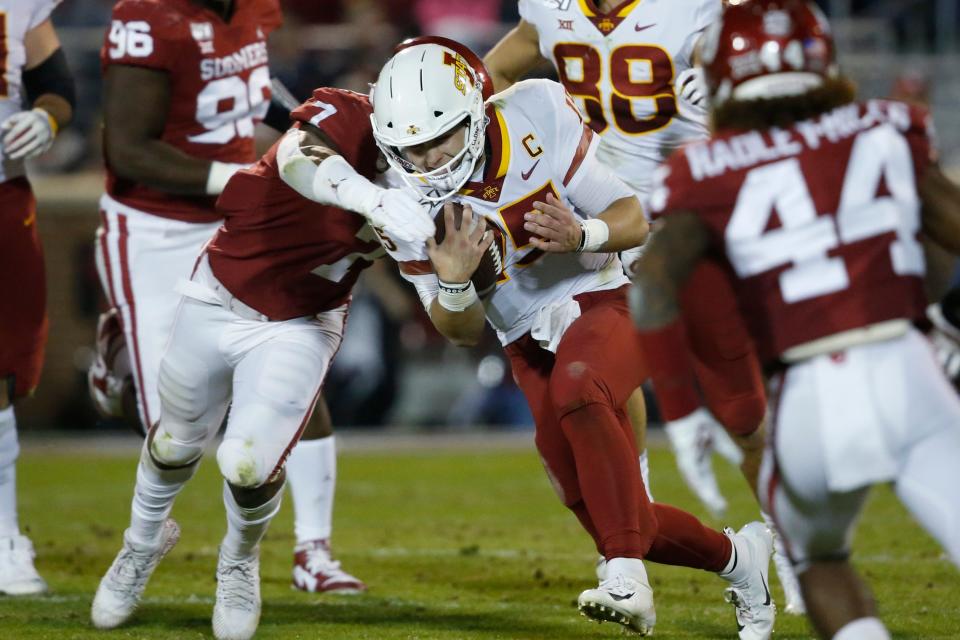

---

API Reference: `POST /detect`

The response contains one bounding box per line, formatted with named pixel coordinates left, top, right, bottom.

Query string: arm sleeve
left=28, top=0, right=61, bottom=30
left=101, top=1, right=180, bottom=72
left=291, top=88, right=380, bottom=179
left=535, top=80, right=603, bottom=190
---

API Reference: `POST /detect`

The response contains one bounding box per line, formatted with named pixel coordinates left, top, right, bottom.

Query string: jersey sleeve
left=101, top=0, right=183, bottom=72
left=377, top=219, right=438, bottom=312
left=530, top=80, right=601, bottom=190
left=291, top=88, right=380, bottom=180
left=28, top=0, right=62, bottom=30
left=257, top=0, right=284, bottom=36
left=648, top=150, right=706, bottom=219
left=692, top=0, right=723, bottom=33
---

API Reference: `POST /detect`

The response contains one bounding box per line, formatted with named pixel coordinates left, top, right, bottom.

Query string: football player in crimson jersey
left=89, top=0, right=366, bottom=595
left=631, top=2, right=960, bottom=639
left=0, top=0, right=75, bottom=595
left=298, top=37, right=775, bottom=638
left=92, top=83, right=434, bottom=637
left=484, top=0, right=804, bottom=613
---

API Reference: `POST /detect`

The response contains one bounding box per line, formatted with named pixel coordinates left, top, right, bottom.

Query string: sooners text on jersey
left=101, top=0, right=281, bottom=222
left=652, top=99, right=936, bottom=362
left=208, top=88, right=384, bottom=320
left=519, top=0, right=720, bottom=195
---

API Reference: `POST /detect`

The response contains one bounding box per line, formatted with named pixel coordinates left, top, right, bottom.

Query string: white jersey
left=520, top=0, right=719, bottom=195
left=384, top=79, right=630, bottom=346
left=0, top=0, right=60, bottom=182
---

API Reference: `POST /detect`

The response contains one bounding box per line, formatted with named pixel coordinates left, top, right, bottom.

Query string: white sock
left=638, top=449, right=653, bottom=502
left=128, top=444, right=197, bottom=547
left=0, top=407, right=20, bottom=538
left=719, top=530, right=751, bottom=584
left=833, top=617, right=891, bottom=640
left=286, top=436, right=336, bottom=544
left=221, top=481, right=283, bottom=561
left=605, top=557, right=649, bottom=583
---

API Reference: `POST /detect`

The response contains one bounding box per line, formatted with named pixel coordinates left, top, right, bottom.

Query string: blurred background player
left=89, top=0, right=363, bottom=594
left=483, top=0, right=804, bottom=613
left=91, top=86, right=434, bottom=640
left=632, top=1, right=960, bottom=638
left=346, top=38, right=776, bottom=638
left=0, top=0, right=74, bottom=595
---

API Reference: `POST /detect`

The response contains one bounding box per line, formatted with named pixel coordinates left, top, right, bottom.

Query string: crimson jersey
left=208, top=88, right=384, bottom=320
left=651, top=100, right=936, bottom=363
left=101, top=0, right=281, bottom=222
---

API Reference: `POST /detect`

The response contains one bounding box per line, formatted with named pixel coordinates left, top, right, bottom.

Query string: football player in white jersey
left=272, top=36, right=777, bottom=638
left=0, top=0, right=74, bottom=595
left=484, top=0, right=806, bottom=614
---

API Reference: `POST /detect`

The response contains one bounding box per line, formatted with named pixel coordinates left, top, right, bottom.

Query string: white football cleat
left=292, top=539, right=366, bottom=594
left=91, top=519, right=180, bottom=629
left=213, top=550, right=261, bottom=640
left=0, top=534, right=47, bottom=595
left=578, top=571, right=656, bottom=635
left=87, top=309, right=132, bottom=419
left=721, top=522, right=776, bottom=640
left=665, top=408, right=728, bottom=518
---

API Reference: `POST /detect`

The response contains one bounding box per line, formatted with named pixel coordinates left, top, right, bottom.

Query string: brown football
left=433, top=202, right=505, bottom=298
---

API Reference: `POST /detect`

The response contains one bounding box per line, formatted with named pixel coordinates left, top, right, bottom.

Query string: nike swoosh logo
left=610, top=592, right=635, bottom=602
left=761, top=573, right=771, bottom=606
left=635, top=23, right=656, bottom=32
left=521, top=159, right=540, bottom=180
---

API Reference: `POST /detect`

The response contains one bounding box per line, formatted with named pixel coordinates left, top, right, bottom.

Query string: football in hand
left=433, top=202, right=505, bottom=297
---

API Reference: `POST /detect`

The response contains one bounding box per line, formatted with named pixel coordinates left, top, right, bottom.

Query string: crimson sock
left=560, top=402, right=655, bottom=559
left=644, top=503, right=732, bottom=572
left=638, top=320, right=701, bottom=422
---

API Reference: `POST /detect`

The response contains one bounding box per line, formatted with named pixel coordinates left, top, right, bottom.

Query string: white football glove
left=367, top=187, right=436, bottom=245
left=676, top=67, right=710, bottom=110
left=1, top=108, right=56, bottom=160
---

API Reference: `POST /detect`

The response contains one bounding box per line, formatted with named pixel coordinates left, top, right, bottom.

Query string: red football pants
left=506, top=286, right=731, bottom=570
left=0, top=178, right=47, bottom=399
left=639, top=259, right=766, bottom=435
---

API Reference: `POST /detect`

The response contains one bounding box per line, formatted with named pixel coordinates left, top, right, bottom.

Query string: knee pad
left=157, top=349, right=212, bottom=422
left=149, top=423, right=205, bottom=468
left=549, top=361, right=610, bottom=417
left=0, top=409, right=19, bottom=468
left=217, top=437, right=270, bottom=488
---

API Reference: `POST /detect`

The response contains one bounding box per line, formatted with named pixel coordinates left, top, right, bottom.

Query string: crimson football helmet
left=700, top=0, right=838, bottom=105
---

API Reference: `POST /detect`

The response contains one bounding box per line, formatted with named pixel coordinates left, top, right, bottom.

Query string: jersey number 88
left=553, top=43, right=676, bottom=136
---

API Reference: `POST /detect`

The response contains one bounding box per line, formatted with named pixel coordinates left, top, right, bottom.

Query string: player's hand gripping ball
left=430, top=201, right=505, bottom=297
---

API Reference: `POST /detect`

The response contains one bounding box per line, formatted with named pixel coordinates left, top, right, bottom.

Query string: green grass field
left=3, top=440, right=959, bottom=639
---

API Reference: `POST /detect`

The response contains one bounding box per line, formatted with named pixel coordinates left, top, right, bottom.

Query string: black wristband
left=24, top=47, right=75, bottom=111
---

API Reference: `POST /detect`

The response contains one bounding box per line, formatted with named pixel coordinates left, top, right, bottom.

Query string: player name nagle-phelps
left=199, top=41, right=268, bottom=81
left=682, top=100, right=918, bottom=182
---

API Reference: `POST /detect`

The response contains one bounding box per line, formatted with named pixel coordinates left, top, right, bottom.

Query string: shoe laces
left=599, top=573, right=637, bottom=597
left=302, top=544, right=346, bottom=577
left=218, top=558, right=258, bottom=611
left=107, top=545, right=153, bottom=594
left=724, top=586, right=758, bottom=621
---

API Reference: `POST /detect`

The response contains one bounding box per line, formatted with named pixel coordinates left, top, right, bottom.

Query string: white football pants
left=96, top=194, right=219, bottom=429
left=760, top=328, right=960, bottom=571
left=152, top=261, right=347, bottom=487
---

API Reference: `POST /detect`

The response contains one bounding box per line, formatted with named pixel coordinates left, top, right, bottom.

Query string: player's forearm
left=920, top=165, right=960, bottom=255
left=483, top=21, right=544, bottom=93
left=597, top=196, right=649, bottom=253
left=105, top=138, right=227, bottom=195
left=429, top=298, right=486, bottom=348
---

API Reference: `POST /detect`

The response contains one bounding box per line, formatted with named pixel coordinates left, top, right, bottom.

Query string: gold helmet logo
left=443, top=51, right=474, bottom=96
left=407, top=124, right=421, bottom=135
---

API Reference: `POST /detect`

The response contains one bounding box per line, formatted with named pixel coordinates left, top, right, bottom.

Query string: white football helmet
left=370, top=37, right=492, bottom=202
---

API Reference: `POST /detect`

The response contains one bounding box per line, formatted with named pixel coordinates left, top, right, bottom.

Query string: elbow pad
left=23, top=47, right=76, bottom=111
left=276, top=129, right=381, bottom=215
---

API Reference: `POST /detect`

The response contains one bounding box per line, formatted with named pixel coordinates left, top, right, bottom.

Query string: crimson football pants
left=639, top=259, right=766, bottom=436
left=0, top=178, right=47, bottom=399
left=505, top=286, right=731, bottom=570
